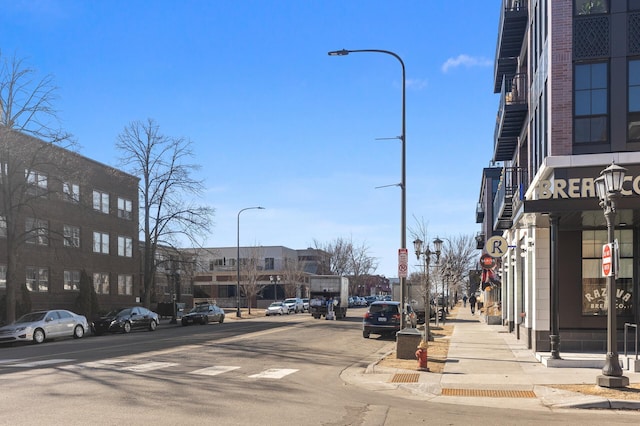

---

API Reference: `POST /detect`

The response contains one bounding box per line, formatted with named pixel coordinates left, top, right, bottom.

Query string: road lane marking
left=123, top=362, right=179, bottom=372
left=248, top=368, right=298, bottom=379
left=9, top=359, right=75, bottom=368
left=189, top=366, right=241, bottom=376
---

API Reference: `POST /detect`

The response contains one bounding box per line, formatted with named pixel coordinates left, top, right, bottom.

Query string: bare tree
left=0, top=52, right=74, bottom=322
left=347, top=241, right=377, bottom=295
left=437, top=234, right=478, bottom=305
left=241, top=246, right=265, bottom=314
left=280, top=256, right=307, bottom=298
left=116, top=118, right=214, bottom=308
left=313, top=236, right=377, bottom=292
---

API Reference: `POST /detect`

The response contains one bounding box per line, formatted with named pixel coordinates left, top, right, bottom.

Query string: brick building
left=0, top=129, right=139, bottom=318
left=477, top=0, right=640, bottom=352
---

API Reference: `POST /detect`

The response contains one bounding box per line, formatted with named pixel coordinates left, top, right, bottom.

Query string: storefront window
left=582, top=229, right=633, bottom=316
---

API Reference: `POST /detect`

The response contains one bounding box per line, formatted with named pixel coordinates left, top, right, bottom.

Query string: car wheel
left=73, top=325, right=85, bottom=339
left=33, top=328, right=46, bottom=344
left=123, top=321, right=132, bottom=333
left=218, top=315, right=224, bottom=324
left=363, top=330, right=370, bottom=339
left=201, top=316, right=209, bottom=325
left=149, top=320, right=158, bottom=331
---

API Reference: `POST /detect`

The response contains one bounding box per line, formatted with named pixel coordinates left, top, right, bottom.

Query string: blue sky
left=2, top=1, right=499, bottom=278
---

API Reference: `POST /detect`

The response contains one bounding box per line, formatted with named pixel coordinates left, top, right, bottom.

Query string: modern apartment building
left=0, top=129, right=139, bottom=317
left=477, top=0, right=640, bottom=352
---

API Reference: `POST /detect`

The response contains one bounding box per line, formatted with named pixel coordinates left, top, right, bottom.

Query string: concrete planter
left=487, top=315, right=502, bottom=325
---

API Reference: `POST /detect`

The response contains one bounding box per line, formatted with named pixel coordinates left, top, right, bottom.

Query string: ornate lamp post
left=236, top=206, right=265, bottom=318
left=413, top=237, right=442, bottom=343
left=270, top=275, right=281, bottom=302
left=328, top=48, right=407, bottom=328
left=594, top=162, right=629, bottom=388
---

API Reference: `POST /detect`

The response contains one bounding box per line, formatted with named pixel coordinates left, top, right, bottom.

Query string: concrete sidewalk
left=341, top=305, right=640, bottom=411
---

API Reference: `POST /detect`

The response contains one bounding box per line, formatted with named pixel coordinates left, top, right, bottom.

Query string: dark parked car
left=181, top=303, right=225, bottom=326
left=92, top=307, right=159, bottom=335
left=362, top=301, right=416, bottom=338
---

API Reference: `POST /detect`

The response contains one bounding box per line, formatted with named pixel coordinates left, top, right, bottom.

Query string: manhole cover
left=389, top=373, right=420, bottom=383
left=441, top=388, right=536, bottom=398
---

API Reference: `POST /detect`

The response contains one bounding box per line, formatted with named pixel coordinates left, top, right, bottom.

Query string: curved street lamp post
left=236, top=206, right=265, bottom=318
left=594, top=163, right=629, bottom=388
left=413, top=237, right=442, bottom=343
left=328, top=48, right=407, bottom=328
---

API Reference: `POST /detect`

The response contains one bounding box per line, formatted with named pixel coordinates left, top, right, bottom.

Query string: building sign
left=533, top=170, right=640, bottom=200
left=485, top=236, right=508, bottom=258
left=582, top=285, right=633, bottom=315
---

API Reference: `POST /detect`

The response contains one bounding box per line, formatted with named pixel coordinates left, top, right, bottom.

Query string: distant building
left=176, top=246, right=330, bottom=308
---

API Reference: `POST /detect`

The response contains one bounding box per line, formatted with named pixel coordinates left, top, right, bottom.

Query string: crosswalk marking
left=0, top=358, right=299, bottom=380
left=190, top=366, right=240, bottom=376
left=9, top=359, right=75, bottom=368
left=123, top=362, right=178, bottom=372
left=248, top=368, right=298, bottom=379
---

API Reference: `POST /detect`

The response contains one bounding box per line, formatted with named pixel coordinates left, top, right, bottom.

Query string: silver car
left=0, top=309, right=89, bottom=344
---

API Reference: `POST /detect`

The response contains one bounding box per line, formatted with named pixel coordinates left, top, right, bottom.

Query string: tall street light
left=237, top=206, right=265, bottom=318
left=328, top=48, right=407, bottom=327
left=413, top=237, right=442, bottom=344
left=594, top=162, right=629, bottom=388
left=270, top=275, right=280, bottom=302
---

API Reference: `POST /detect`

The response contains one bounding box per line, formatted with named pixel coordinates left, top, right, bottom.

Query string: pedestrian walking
left=462, top=295, right=467, bottom=307
left=468, top=294, right=477, bottom=315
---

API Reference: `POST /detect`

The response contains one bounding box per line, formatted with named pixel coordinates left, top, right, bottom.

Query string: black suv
left=181, top=303, right=225, bottom=326
left=362, top=301, right=416, bottom=338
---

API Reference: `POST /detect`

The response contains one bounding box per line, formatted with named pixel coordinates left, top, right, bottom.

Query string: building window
left=93, top=272, right=110, bottom=294
left=26, top=267, right=48, bottom=292
left=0, top=216, right=6, bottom=238
left=64, top=270, right=80, bottom=291
left=118, top=274, right=133, bottom=295
left=117, top=197, right=132, bottom=220
left=63, top=182, right=80, bottom=203
left=575, top=0, right=609, bottom=15
left=629, top=60, right=640, bottom=141
left=574, top=62, right=608, bottom=144
left=118, top=236, right=133, bottom=257
left=63, top=225, right=80, bottom=248
left=581, top=229, right=633, bottom=316
left=0, top=264, right=6, bottom=289
left=25, top=169, right=48, bottom=196
left=93, top=190, right=109, bottom=214
left=93, top=231, right=109, bottom=254
left=631, top=0, right=640, bottom=11
left=264, top=257, right=274, bottom=270
left=25, top=218, right=49, bottom=245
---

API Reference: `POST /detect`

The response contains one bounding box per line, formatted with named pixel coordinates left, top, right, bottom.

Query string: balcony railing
left=494, top=0, right=528, bottom=93
left=493, top=166, right=527, bottom=230
left=476, top=202, right=485, bottom=223
left=494, top=72, right=528, bottom=162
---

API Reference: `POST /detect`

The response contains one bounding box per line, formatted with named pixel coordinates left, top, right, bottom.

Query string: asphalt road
left=1, top=312, right=639, bottom=425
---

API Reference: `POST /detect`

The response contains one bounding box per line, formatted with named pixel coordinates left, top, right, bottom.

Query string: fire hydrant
left=415, top=340, right=429, bottom=371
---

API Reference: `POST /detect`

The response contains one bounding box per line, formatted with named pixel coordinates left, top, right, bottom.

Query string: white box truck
left=309, top=275, right=349, bottom=320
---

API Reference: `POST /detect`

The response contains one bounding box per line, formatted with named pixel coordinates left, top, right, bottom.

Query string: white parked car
left=283, top=298, right=304, bottom=313
left=0, top=310, right=89, bottom=344
left=265, top=302, right=288, bottom=316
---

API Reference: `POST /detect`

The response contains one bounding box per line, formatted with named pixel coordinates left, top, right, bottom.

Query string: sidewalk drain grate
left=442, top=389, right=536, bottom=398
left=389, top=373, right=420, bottom=383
